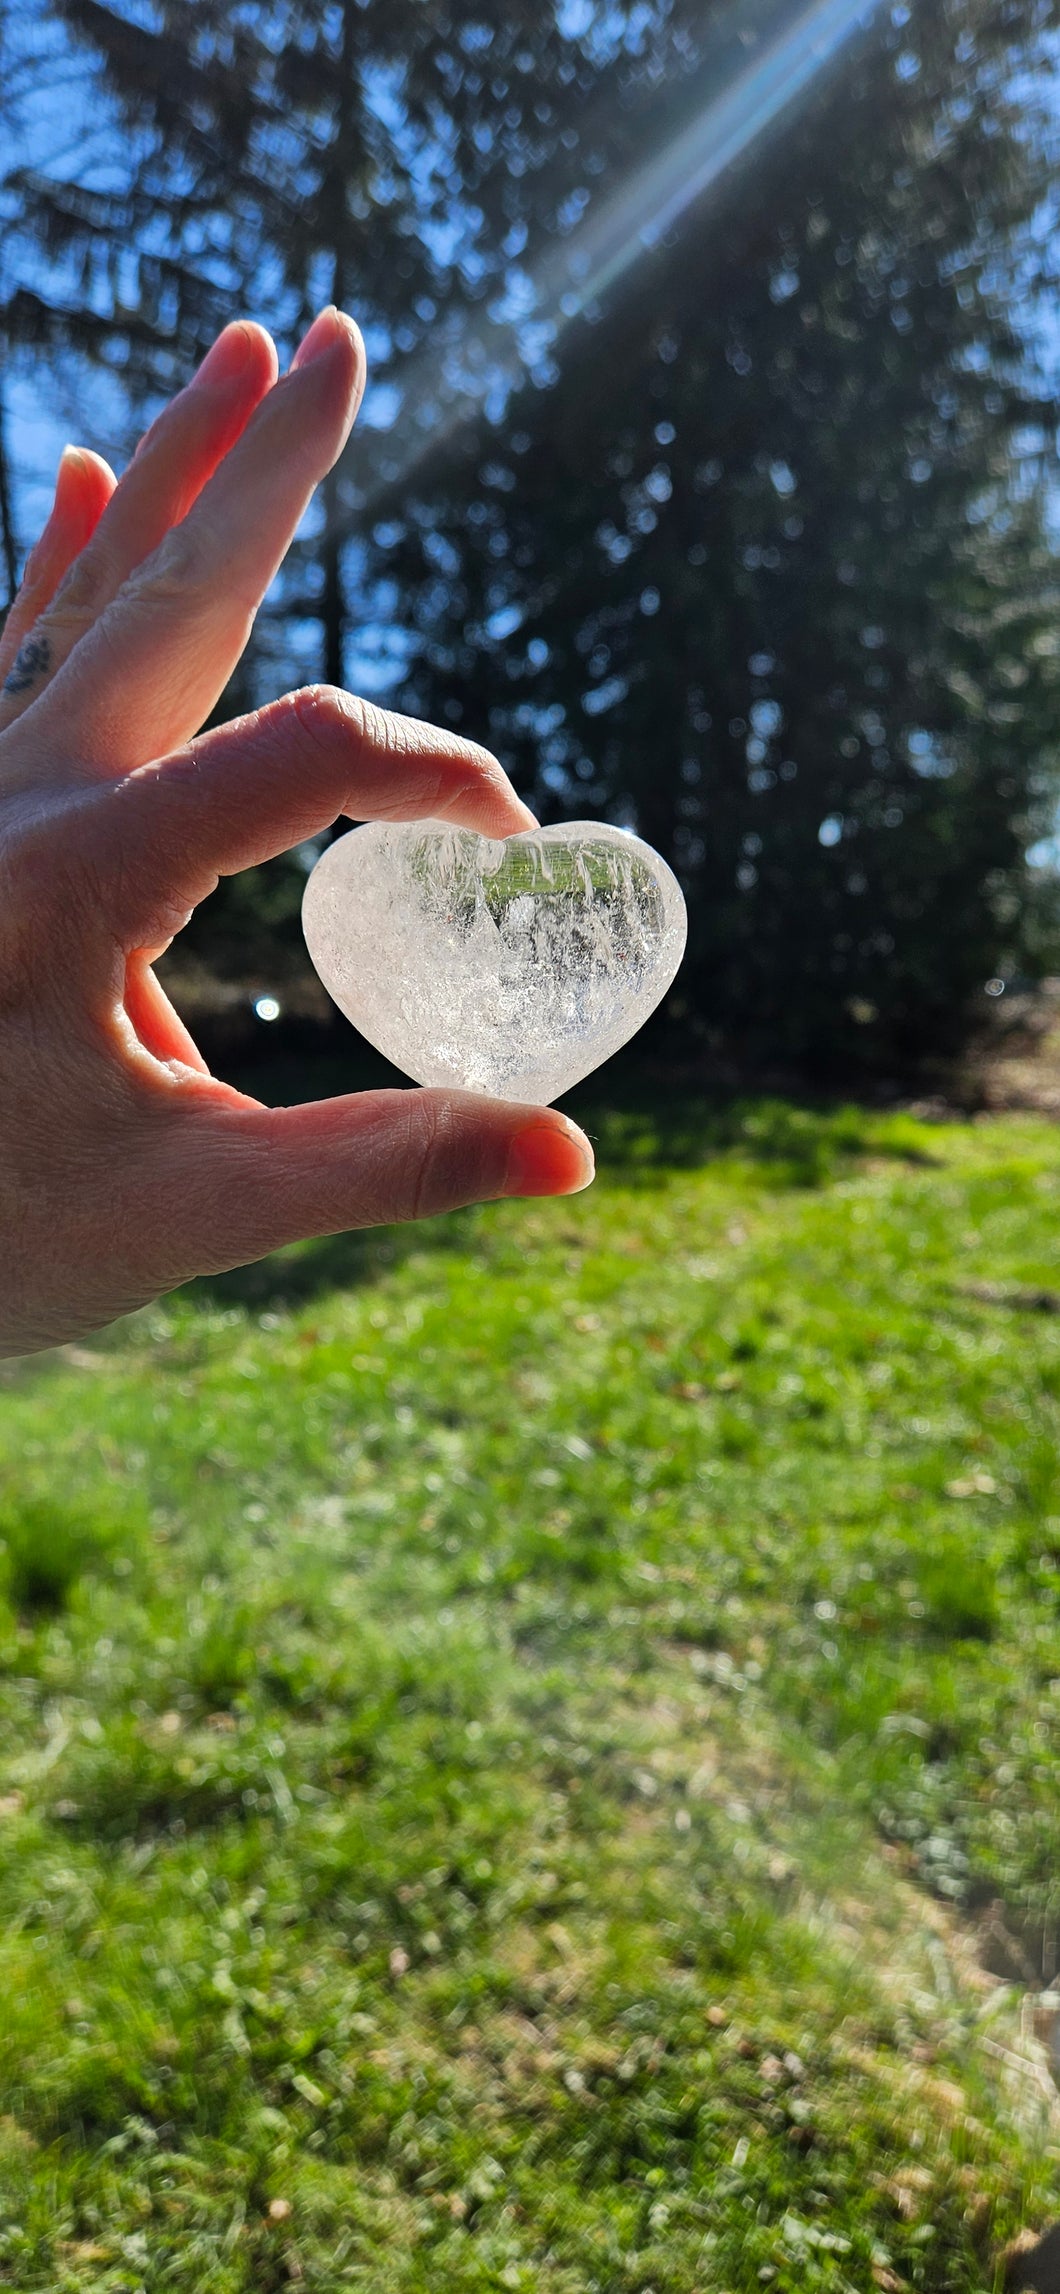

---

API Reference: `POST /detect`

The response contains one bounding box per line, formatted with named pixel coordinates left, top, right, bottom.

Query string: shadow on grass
left=576, top=1080, right=941, bottom=1185
left=185, top=1042, right=942, bottom=1313
left=186, top=1212, right=477, bottom=1311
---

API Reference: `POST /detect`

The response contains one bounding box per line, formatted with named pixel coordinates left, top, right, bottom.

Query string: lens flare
left=353, top=0, right=881, bottom=514
left=550, top=0, right=880, bottom=316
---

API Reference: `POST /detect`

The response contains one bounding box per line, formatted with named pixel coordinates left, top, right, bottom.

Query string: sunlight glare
left=351, top=0, right=881, bottom=519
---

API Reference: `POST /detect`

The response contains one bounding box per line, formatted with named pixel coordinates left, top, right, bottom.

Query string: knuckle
left=119, top=521, right=206, bottom=615
left=288, top=682, right=343, bottom=746
left=152, top=519, right=203, bottom=590
left=279, top=692, right=511, bottom=830
left=402, top=1095, right=499, bottom=1222
left=15, top=544, right=113, bottom=666
left=289, top=683, right=378, bottom=752
left=51, top=546, right=106, bottom=619
left=40, top=545, right=111, bottom=647
left=369, top=705, right=418, bottom=760
left=316, top=1091, right=460, bottom=1227
left=406, top=1092, right=450, bottom=1221
left=352, top=694, right=392, bottom=752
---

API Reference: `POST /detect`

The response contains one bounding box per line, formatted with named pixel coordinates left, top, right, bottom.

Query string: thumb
left=161, top=1088, right=595, bottom=1279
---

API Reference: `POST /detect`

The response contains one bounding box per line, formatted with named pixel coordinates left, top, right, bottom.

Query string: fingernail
left=291, top=306, right=341, bottom=371
left=507, top=798, right=540, bottom=833
left=190, top=324, right=257, bottom=390
left=505, top=1123, right=595, bottom=1198
left=50, top=445, right=85, bottom=517
left=33, top=448, right=85, bottom=545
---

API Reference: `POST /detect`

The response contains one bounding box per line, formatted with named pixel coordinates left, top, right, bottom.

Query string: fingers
left=0, top=322, right=278, bottom=740
left=0, top=446, right=116, bottom=692
left=154, top=1087, right=594, bottom=1279
left=83, top=686, right=537, bottom=947
left=19, top=309, right=366, bottom=779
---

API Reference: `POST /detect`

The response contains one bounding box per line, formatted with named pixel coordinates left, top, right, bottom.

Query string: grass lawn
left=1, top=1088, right=1059, bottom=2290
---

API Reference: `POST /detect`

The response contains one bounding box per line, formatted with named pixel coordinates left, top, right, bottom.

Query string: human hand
left=0, top=308, right=594, bottom=1358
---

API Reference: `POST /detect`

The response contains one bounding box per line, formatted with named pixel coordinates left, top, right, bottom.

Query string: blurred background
left=4, top=0, right=1060, bottom=1084
left=5, top=8, right=1060, bottom=2290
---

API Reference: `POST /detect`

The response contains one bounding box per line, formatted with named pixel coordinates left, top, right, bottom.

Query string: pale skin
left=0, top=306, right=594, bottom=1358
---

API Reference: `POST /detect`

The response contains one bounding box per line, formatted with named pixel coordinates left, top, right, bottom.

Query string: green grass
left=1, top=1093, right=1059, bottom=2289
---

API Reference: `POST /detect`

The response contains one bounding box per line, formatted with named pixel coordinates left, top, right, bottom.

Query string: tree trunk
left=319, top=0, right=356, bottom=692
left=320, top=503, right=346, bottom=690
left=0, top=393, right=20, bottom=613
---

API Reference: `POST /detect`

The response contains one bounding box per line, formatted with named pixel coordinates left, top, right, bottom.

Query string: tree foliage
left=381, top=0, right=1060, bottom=1068
left=3, top=0, right=1059, bottom=1070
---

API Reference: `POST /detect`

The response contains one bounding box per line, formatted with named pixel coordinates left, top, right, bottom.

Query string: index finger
left=20, top=308, right=365, bottom=781
left=81, top=686, right=538, bottom=950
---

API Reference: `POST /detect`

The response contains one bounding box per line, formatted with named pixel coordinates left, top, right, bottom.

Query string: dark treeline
left=2, top=0, right=1060, bottom=1073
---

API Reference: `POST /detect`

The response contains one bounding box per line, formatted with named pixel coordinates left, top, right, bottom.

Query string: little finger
left=0, top=447, right=115, bottom=695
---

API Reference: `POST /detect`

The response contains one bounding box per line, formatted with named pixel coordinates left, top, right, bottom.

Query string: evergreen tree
left=3, top=0, right=607, bottom=678
left=4, top=0, right=1058, bottom=1068
left=382, top=0, right=1060, bottom=1068
left=1, top=0, right=667, bottom=978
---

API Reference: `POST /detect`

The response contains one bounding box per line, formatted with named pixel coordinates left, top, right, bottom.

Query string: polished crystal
left=302, top=818, right=687, bottom=1104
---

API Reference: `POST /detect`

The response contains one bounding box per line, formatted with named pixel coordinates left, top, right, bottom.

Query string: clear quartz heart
left=302, top=819, right=687, bottom=1103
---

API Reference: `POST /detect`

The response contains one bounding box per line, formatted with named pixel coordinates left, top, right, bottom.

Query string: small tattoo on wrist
left=3, top=634, right=51, bottom=695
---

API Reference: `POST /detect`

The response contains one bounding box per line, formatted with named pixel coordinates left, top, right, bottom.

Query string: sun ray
left=347, top=0, right=880, bottom=524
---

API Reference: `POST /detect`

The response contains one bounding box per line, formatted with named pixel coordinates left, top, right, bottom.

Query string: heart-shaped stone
left=302, top=819, right=687, bottom=1103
